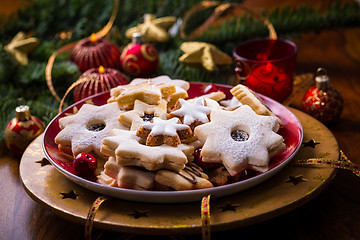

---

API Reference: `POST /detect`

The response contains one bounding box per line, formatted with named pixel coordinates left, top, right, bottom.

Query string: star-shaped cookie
left=55, top=102, right=127, bottom=158
left=125, top=14, right=177, bottom=42
left=194, top=105, right=285, bottom=176
left=108, top=81, right=176, bottom=107
left=179, top=42, right=232, bottom=71
left=101, top=129, right=194, bottom=171
left=168, top=98, right=211, bottom=129
left=119, top=99, right=168, bottom=131
left=129, top=75, right=189, bottom=108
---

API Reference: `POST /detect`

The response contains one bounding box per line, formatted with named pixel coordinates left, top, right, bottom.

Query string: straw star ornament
left=179, top=42, right=232, bottom=71
left=125, top=14, right=177, bottom=42
left=4, top=32, right=39, bottom=65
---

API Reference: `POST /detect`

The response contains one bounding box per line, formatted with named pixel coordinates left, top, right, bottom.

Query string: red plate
left=43, top=82, right=303, bottom=203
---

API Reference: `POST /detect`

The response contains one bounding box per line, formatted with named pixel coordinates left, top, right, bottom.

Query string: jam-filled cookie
left=54, top=102, right=127, bottom=158
left=194, top=105, right=285, bottom=176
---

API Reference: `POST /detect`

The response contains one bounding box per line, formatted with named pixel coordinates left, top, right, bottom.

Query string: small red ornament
left=73, top=65, right=129, bottom=102
left=302, top=68, right=343, bottom=124
left=73, top=152, right=97, bottom=180
left=4, top=105, right=45, bottom=156
left=193, top=148, right=218, bottom=170
left=120, top=32, right=159, bottom=77
left=70, top=33, right=121, bottom=72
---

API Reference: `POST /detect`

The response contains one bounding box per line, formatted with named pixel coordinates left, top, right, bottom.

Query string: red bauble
left=302, top=68, right=343, bottom=124
left=73, top=66, right=129, bottom=102
left=73, top=152, right=97, bottom=180
left=70, top=34, right=121, bottom=72
left=120, top=33, right=159, bottom=77
left=4, top=105, right=45, bottom=156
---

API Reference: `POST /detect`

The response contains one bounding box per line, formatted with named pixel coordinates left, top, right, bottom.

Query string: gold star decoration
left=179, top=42, right=232, bottom=71
left=4, top=32, right=39, bottom=65
left=125, top=14, right=177, bottom=42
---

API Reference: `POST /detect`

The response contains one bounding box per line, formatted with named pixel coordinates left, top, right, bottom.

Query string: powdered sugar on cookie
left=194, top=105, right=285, bottom=176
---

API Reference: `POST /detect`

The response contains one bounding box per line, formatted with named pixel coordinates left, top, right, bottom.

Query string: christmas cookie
left=119, top=99, right=168, bottom=131
left=54, top=102, right=127, bottom=158
left=230, top=84, right=275, bottom=117
left=108, top=80, right=176, bottom=107
left=136, top=117, right=192, bottom=147
left=194, top=105, right=285, bottom=176
left=220, top=96, right=243, bottom=110
left=168, top=98, right=211, bottom=131
left=101, top=129, right=194, bottom=171
left=129, top=75, right=190, bottom=108
left=117, top=166, right=156, bottom=190
left=155, top=163, right=213, bottom=190
left=97, top=157, right=119, bottom=187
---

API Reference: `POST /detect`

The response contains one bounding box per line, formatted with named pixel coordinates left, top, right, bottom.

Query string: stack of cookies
left=54, top=75, right=285, bottom=191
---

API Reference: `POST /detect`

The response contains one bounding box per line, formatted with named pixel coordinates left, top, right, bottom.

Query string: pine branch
left=197, top=1, right=360, bottom=48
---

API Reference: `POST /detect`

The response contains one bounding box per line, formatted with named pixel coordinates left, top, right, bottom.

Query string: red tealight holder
left=233, top=38, right=297, bottom=103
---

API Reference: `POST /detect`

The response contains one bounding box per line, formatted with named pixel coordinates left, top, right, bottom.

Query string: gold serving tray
left=20, top=108, right=337, bottom=235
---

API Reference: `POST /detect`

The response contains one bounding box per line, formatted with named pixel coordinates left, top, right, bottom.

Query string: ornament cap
left=315, top=67, right=330, bottom=90
left=15, top=105, right=31, bottom=121
left=132, top=32, right=145, bottom=44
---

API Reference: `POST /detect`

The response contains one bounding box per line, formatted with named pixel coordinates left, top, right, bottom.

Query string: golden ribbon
left=85, top=196, right=109, bottom=240
left=201, top=194, right=211, bottom=240
left=180, top=1, right=277, bottom=41
left=292, top=150, right=360, bottom=177
left=45, top=0, right=119, bottom=104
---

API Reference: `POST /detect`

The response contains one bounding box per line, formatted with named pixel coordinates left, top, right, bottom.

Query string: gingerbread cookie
left=129, top=75, right=190, bottom=108
left=54, top=102, right=127, bottom=158
left=230, top=84, right=275, bottom=117
left=101, top=129, right=194, bottom=172
left=194, top=105, right=285, bottom=176
left=108, top=80, right=176, bottom=107
left=155, top=163, right=213, bottom=190
left=119, top=99, right=168, bottom=131
left=136, top=117, right=192, bottom=147
left=168, top=98, right=211, bottom=131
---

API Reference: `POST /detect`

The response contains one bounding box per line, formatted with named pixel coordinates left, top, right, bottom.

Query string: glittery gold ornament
left=179, top=42, right=232, bottom=71
left=4, top=104, right=45, bottom=156
left=4, top=32, right=39, bottom=65
left=125, top=14, right=176, bottom=42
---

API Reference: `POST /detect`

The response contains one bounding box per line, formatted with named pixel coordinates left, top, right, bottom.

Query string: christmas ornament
left=179, top=42, right=232, bottom=71
left=73, top=152, right=97, bottom=180
left=73, top=65, right=129, bottom=102
left=4, top=104, right=45, bottom=156
left=302, top=68, right=343, bottom=124
left=120, top=33, right=159, bottom=77
left=4, top=32, right=39, bottom=65
left=70, top=33, right=121, bottom=72
left=125, top=14, right=176, bottom=42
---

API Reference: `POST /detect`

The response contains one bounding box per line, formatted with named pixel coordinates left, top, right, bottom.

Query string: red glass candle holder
left=233, top=38, right=297, bottom=103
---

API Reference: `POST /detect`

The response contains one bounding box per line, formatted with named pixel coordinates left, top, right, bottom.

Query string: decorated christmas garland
left=1, top=0, right=360, bottom=143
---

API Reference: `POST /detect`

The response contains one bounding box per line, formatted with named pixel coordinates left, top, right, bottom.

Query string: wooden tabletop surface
left=1, top=1, right=360, bottom=240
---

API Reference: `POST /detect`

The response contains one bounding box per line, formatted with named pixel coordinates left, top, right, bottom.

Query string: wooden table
left=1, top=3, right=360, bottom=240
